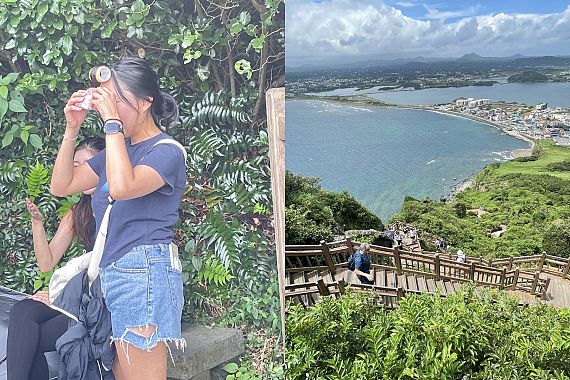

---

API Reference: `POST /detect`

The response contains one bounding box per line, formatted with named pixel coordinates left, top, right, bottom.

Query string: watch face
left=104, top=122, right=123, bottom=134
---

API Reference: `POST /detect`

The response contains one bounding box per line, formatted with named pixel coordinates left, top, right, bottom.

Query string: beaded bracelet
left=63, top=134, right=79, bottom=141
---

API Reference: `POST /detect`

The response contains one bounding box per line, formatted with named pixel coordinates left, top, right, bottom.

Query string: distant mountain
left=457, top=53, right=486, bottom=62
left=512, top=56, right=570, bottom=66
left=286, top=54, right=570, bottom=73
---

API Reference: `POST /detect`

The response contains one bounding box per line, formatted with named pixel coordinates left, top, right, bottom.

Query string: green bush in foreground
left=286, top=287, right=570, bottom=380
left=285, top=171, right=384, bottom=244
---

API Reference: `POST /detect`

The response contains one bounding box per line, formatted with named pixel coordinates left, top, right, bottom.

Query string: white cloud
left=396, top=1, right=416, bottom=8
left=286, top=0, right=570, bottom=65
left=424, top=4, right=480, bottom=21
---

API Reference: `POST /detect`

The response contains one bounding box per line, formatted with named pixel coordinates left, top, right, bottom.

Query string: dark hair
left=109, top=57, right=179, bottom=126
left=71, top=137, right=105, bottom=250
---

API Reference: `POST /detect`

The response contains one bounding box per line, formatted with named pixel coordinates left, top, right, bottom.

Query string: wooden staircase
left=285, top=237, right=563, bottom=310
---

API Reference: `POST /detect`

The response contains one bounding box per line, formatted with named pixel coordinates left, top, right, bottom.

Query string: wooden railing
left=286, top=238, right=554, bottom=299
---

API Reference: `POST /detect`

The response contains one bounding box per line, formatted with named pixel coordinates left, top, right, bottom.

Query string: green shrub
left=286, top=287, right=570, bottom=379
left=285, top=171, right=383, bottom=244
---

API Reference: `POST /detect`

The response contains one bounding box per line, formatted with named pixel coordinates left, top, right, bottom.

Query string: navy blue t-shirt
left=87, top=132, right=186, bottom=268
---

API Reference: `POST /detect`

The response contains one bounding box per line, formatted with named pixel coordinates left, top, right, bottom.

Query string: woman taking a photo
left=7, top=137, right=104, bottom=380
left=50, top=57, right=186, bottom=380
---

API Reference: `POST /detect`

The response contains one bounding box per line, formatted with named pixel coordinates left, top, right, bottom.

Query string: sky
left=286, top=0, right=570, bottom=66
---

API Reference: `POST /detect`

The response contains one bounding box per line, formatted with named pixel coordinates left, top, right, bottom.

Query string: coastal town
left=432, top=98, right=570, bottom=146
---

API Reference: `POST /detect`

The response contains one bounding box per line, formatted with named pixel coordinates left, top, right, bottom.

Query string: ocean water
left=311, top=82, right=570, bottom=108
left=286, top=99, right=530, bottom=222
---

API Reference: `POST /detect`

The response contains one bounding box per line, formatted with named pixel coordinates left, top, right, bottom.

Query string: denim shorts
left=99, top=243, right=186, bottom=354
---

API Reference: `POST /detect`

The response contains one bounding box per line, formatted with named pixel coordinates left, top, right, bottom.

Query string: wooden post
left=563, top=258, right=570, bottom=279
left=470, top=262, right=476, bottom=282
left=346, top=235, right=355, bottom=255
left=434, top=254, right=441, bottom=280
left=338, top=279, right=346, bottom=296
left=512, top=269, right=520, bottom=290
left=541, top=278, right=551, bottom=300
left=266, top=88, right=285, bottom=347
left=317, top=278, right=330, bottom=296
left=393, top=245, right=403, bottom=274
left=538, top=252, right=546, bottom=272
left=396, top=286, right=404, bottom=299
left=499, top=268, right=506, bottom=290
left=508, top=256, right=514, bottom=270
left=320, top=240, right=336, bottom=274
left=531, top=272, right=540, bottom=295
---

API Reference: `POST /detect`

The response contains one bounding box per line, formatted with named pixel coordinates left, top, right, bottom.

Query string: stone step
left=167, top=325, right=244, bottom=380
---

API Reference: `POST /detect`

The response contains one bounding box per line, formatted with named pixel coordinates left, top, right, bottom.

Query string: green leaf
left=29, top=134, right=42, bottom=148
left=0, top=100, right=7, bottom=121
left=223, top=363, right=239, bottom=374
left=33, top=279, right=43, bottom=291
left=8, top=100, right=26, bottom=113
left=74, top=12, right=85, bottom=24
left=228, top=21, right=243, bottom=36
left=101, top=21, right=117, bottom=38
left=181, top=34, right=195, bottom=49
left=10, top=90, right=24, bottom=103
left=0, top=73, right=18, bottom=85
left=61, top=35, right=72, bottom=55
left=52, top=18, right=63, bottom=30
left=238, top=11, right=251, bottom=26
left=20, top=129, right=29, bottom=144
left=0, top=86, right=7, bottom=99
left=251, top=36, right=264, bottom=51
left=2, top=132, right=13, bottom=148
left=37, top=2, right=48, bottom=20
left=4, top=39, right=15, bottom=49
left=131, top=0, right=145, bottom=13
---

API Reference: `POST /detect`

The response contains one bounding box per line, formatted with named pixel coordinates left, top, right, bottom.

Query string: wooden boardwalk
left=513, top=273, right=570, bottom=308
left=285, top=238, right=570, bottom=309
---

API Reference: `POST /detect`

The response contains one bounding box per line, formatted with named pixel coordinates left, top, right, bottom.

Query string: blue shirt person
left=354, top=243, right=374, bottom=284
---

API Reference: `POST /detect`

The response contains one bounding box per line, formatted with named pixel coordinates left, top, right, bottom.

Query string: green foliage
left=1, top=0, right=284, bottom=375
left=546, top=159, right=570, bottom=172
left=543, top=219, right=570, bottom=258
left=24, top=160, right=49, bottom=201
left=286, top=287, right=570, bottom=379
left=508, top=70, right=549, bottom=83
left=285, top=171, right=383, bottom=244
left=394, top=142, right=570, bottom=258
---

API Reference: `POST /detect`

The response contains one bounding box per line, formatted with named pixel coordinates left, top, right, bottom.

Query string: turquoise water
left=286, top=99, right=530, bottom=222
left=312, top=82, right=570, bottom=108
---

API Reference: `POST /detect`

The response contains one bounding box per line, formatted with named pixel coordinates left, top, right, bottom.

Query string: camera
left=79, top=88, right=95, bottom=110
left=89, top=66, right=112, bottom=83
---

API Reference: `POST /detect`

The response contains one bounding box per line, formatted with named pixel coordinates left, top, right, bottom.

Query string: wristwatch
left=103, top=121, right=124, bottom=135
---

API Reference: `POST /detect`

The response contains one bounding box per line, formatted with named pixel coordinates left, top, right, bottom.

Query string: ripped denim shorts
left=99, top=243, right=186, bottom=358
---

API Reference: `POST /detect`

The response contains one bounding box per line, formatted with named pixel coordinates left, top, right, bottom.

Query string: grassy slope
left=394, top=141, right=570, bottom=258
left=495, top=140, right=570, bottom=179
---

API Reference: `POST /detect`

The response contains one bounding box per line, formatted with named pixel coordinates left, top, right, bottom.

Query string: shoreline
left=295, top=94, right=536, bottom=156
left=422, top=108, right=535, bottom=152
left=295, top=94, right=537, bottom=199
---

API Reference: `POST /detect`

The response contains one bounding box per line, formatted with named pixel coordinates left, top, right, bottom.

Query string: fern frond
left=25, top=160, right=49, bottom=201
left=190, top=91, right=251, bottom=127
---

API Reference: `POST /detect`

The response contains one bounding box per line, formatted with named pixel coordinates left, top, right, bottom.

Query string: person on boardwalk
left=7, top=138, right=104, bottom=380
left=456, top=249, right=466, bottom=264
left=50, top=57, right=187, bottom=379
left=354, top=243, right=374, bottom=284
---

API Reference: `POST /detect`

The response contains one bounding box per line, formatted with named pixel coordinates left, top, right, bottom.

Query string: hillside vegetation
left=394, top=141, right=570, bottom=258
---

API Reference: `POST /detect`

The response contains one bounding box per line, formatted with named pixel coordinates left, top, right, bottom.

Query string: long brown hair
left=71, top=137, right=105, bottom=250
